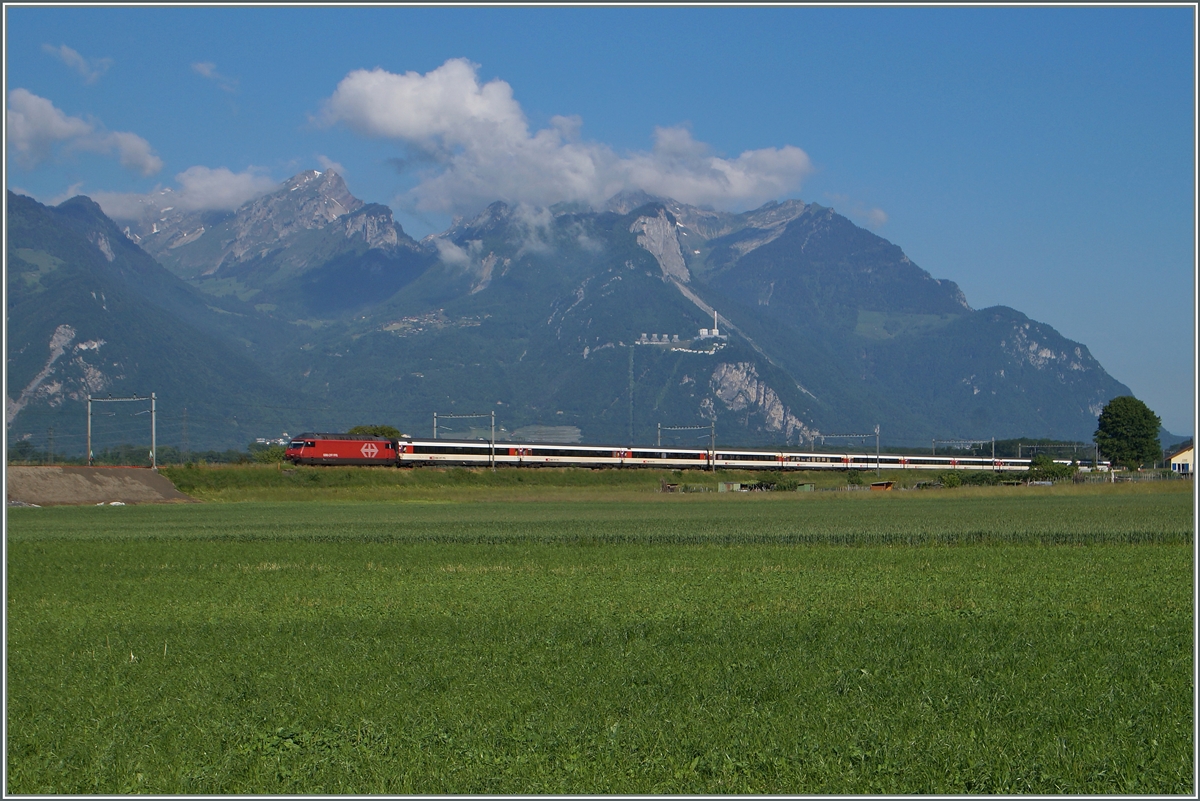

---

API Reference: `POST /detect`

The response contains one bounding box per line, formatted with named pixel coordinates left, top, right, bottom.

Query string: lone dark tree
left=1094, top=396, right=1161, bottom=470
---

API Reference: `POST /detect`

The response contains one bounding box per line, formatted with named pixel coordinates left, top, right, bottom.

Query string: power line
left=87, top=393, right=156, bottom=468
left=433, top=411, right=496, bottom=469
left=812, top=425, right=882, bottom=476
left=933, top=438, right=994, bottom=458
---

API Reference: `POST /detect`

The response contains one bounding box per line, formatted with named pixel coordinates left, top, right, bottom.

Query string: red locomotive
left=285, top=433, right=397, bottom=466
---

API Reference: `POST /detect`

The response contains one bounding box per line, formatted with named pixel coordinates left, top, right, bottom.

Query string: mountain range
left=6, top=171, right=1140, bottom=455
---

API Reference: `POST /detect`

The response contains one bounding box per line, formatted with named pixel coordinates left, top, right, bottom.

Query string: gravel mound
left=6, top=466, right=196, bottom=506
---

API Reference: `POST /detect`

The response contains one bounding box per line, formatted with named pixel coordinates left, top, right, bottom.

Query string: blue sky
left=5, top=5, right=1196, bottom=434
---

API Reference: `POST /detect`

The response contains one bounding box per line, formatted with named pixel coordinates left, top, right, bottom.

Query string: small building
left=1167, top=441, right=1193, bottom=475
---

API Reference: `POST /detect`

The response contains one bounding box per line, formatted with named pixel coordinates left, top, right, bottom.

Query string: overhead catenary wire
left=87, top=393, right=156, bottom=468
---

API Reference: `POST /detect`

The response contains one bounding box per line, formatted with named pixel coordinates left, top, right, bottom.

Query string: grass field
left=5, top=477, right=1194, bottom=793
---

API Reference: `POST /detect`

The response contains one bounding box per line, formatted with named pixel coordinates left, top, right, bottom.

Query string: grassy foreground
left=6, top=482, right=1194, bottom=793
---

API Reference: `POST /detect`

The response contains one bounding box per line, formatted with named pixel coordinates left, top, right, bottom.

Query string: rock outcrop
left=632, top=208, right=690, bottom=283
left=340, top=204, right=408, bottom=250
left=710, top=362, right=814, bottom=443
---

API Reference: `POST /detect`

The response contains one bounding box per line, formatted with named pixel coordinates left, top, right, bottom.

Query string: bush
left=1027, top=454, right=1076, bottom=482
left=846, top=469, right=863, bottom=485
left=348, top=424, right=402, bottom=439
left=253, top=445, right=286, bottom=463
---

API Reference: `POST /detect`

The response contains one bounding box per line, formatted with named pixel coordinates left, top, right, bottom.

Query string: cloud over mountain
left=90, top=166, right=279, bottom=222
left=6, top=88, right=162, bottom=175
left=321, top=58, right=812, bottom=214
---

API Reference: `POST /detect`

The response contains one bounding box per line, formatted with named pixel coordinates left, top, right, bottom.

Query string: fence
left=1074, top=470, right=1188, bottom=483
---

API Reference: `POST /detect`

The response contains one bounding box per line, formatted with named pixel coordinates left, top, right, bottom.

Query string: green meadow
left=5, top=475, right=1194, bottom=793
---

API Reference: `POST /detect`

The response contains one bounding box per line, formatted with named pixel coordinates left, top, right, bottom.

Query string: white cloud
left=94, top=130, right=164, bottom=176
left=433, top=237, right=475, bottom=267
left=510, top=204, right=556, bottom=255
left=91, top=166, right=278, bottom=222
left=320, top=58, right=813, bottom=214
left=192, top=61, right=237, bottom=92
left=321, top=59, right=527, bottom=148
left=42, top=44, right=113, bottom=84
left=85, top=189, right=155, bottom=221
left=6, top=89, right=162, bottom=176
left=615, top=127, right=812, bottom=210
left=317, top=154, right=346, bottom=176
left=171, top=166, right=278, bottom=211
left=6, top=88, right=93, bottom=166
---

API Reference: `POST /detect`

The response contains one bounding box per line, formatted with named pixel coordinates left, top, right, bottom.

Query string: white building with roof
left=1168, top=442, right=1192, bottom=475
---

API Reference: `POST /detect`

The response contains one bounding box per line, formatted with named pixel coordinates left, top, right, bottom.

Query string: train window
left=413, top=445, right=480, bottom=455
left=722, top=453, right=775, bottom=462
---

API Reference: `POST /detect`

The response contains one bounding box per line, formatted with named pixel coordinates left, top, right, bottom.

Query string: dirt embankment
left=6, top=466, right=196, bottom=506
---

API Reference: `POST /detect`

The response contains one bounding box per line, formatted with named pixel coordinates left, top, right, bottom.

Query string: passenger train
left=285, top=432, right=1098, bottom=472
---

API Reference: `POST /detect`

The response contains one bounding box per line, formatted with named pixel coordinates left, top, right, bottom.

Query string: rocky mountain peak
left=130, top=170, right=365, bottom=262
left=283, top=169, right=360, bottom=215
left=280, top=169, right=357, bottom=203
left=229, top=170, right=363, bottom=256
